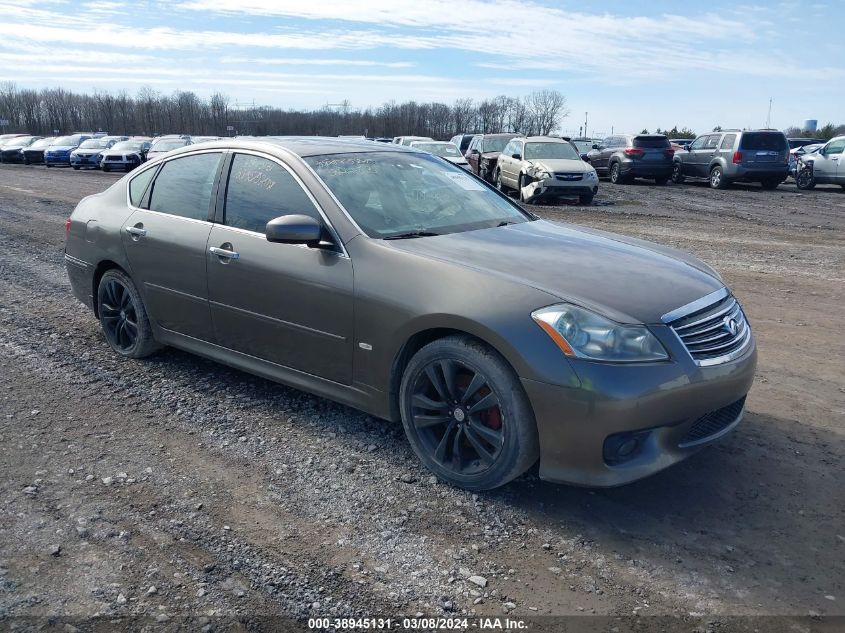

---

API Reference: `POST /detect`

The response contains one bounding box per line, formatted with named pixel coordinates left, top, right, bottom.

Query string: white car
left=801, top=136, right=845, bottom=187
left=393, top=135, right=434, bottom=146
left=495, top=136, right=599, bottom=205
left=408, top=140, right=470, bottom=170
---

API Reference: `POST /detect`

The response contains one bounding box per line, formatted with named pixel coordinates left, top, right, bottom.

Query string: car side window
left=689, top=136, right=707, bottom=150
left=129, top=166, right=157, bottom=207
left=148, top=152, right=222, bottom=221
left=704, top=135, right=721, bottom=150
left=224, top=153, right=321, bottom=233
left=502, top=141, right=513, bottom=156
left=824, top=139, right=845, bottom=155
left=719, top=134, right=736, bottom=150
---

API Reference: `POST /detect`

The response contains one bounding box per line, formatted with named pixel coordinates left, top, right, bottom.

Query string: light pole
left=584, top=112, right=588, bottom=138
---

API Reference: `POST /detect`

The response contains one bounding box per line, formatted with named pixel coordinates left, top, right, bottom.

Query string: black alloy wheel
left=399, top=336, right=538, bottom=490
left=97, top=269, right=161, bottom=358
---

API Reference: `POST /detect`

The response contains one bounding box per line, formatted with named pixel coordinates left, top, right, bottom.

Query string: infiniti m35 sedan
left=65, top=138, right=756, bottom=490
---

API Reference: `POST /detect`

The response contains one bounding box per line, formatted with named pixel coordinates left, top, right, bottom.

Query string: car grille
left=105, top=156, right=123, bottom=162
left=678, top=397, right=745, bottom=447
left=665, top=292, right=751, bottom=365
left=554, top=172, right=583, bottom=181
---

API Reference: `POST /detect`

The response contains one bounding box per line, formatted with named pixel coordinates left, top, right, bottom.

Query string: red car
left=465, top=133, right=522, bottom=182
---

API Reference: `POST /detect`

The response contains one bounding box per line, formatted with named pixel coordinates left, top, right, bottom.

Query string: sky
left=1, top=0, right=843, bottom=136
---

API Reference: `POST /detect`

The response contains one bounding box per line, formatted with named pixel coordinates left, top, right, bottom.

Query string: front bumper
left=44, top=153, right=71, bottom=166
left=523, top=329, right=757, bottom=487
left=0, top=150, right=24, bottom=163
left=70, top=155, right=102, bottom=168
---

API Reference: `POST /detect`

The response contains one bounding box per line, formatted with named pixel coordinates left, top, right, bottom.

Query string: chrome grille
left=554, top=172, right=583, bottom=181
left=663, top=289, right=751, bottom=366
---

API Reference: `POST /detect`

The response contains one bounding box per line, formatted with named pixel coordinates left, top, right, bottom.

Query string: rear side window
left=129, top=166, right=157, bottom=207
left=224, top=153, right=320, bottom=233
left=740, top=133, right=788, bottom=151
left=148, top=153, right=222, bottom=220
left=719, top=134, right=737, bottom=149
left=633, top=136, right=670, bottom=148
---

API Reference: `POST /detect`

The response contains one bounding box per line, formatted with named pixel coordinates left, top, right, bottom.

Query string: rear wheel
left=72, top=166, right=79, bottom=170
left=671, top=163, right=685, bottom=184
left=495, top=169, right=506, bottom=193
left=97, top=269, right=161, bottom=359
left=760, top=178, right=780, bottom=190
left=610, top=162, right=627, bottom=184
left=102, top=165, right=110, bottom=172
left=399, top=336, right=539, bottom=491
left=710, top=166, right=729, bottom=189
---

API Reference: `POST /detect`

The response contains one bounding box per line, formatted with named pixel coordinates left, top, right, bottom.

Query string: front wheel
left=72, top=166, right=80, bottom=170
left=97, top=269, right=161, bottom=358
left=399, top=336, right=539, bottom=491
left=710, top=166, right=729, bottom=189
left=102, top=166, right=110, bottom=172
left=796, top=167, right=815, bottom=190
left=671, top=163, right=685, bottom=184
left=579, top=193, right=594, bottom=205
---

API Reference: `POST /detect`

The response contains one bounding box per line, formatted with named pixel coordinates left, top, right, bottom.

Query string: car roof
left=145, top=136, right=422, bottom=161
left=522, top=136, right=567, bottom=143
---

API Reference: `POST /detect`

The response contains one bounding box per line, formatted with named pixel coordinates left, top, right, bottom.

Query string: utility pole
left=584, top=112, right=588, bottom=138
left=765, top=97, right=772, bottom=129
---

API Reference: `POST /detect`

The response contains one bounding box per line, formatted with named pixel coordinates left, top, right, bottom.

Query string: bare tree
left=525, top=89, right=569, bottom=136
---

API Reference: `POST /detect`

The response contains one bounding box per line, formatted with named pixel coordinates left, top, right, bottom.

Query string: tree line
left=0, top=83, right=571, bottom=139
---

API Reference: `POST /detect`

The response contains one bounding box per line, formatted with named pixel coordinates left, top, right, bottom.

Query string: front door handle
left=209, top=245, right=239, bottom=260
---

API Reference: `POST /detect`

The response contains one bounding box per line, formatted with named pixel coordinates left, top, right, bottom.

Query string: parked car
left=70, top=138, right=118, bottom=170
left=44, top=134, right=93, bottom=167
left=146, top=136, right=192, bottom=161
left=191, top=136, right=222, bottom=144
left=495, top=136, right=599, bottom=204
left=669, top=139, right=693, bottom=149
left=100, top=139, right=153, bottom=172
left=465, top=133, right=521, bottom=182
left=0, top=135, right=42, bottom=163
left=789, top=143, right=824, bottom=177
left=0, top=133, right=28, bottom=145
left=796, top=136, right=845, bottom=188
left=21, top=137, right=55, bottom=164
left=450, top=134, right=477, bottom=154
left=672, top=129, right=789, bottom=189
left=569, top=138, right=602, bottom=160
left=393, top=136, right=434, bottom=146
left=787, top=137, right=824, bottom=150
left=65, top=138, right=755, bottom=490
left=409, top=140, right=470, bottom=169
left=587, top=134, right=674, bottom=185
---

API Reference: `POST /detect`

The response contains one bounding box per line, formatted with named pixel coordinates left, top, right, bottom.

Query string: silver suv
left=672, top=129, right=789, bottom=189
left=799, top=136, right=845, bottom=188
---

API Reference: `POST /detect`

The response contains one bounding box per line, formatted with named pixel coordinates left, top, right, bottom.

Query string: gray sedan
left=64, top=138, right=756, bottom=490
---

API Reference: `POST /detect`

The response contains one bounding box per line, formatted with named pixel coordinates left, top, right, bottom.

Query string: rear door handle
left=209, top=246, right=239, bottom=260
left=125, top=225, right=146, bottom=238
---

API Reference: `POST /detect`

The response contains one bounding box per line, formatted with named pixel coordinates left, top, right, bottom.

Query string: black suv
left=586, top=134, right=673, bottom=185
left=672, top=129, right=789, bottom=189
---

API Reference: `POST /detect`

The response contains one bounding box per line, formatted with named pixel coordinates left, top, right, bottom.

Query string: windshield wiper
left=383, top=231, right=441, bottom=240
left=496, top=220, right=519, bottom=227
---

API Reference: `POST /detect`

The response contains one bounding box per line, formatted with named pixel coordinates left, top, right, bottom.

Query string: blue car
left=44, top=134, right=92, bottom=167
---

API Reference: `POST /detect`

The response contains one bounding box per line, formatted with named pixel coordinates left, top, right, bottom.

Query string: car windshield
left=31, top=139, right=52, bottom=148
left=481, top=137, right=512, bottom=153
left=79, top=140, right=108, bottom=149
left=111, top=141, right=142, bottom=151
left=306, top=152, right=530, bottom=239
left=740, top=133, right=787, bottom=151
left=152, top=139, right=188, bottom=151
left=524, top=142, right=580, bottom=160
left=412, top=143, right=461, bottom=158
left=52, top=136, right=76, bottom=146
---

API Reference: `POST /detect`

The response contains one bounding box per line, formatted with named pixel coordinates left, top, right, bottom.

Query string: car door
left=121, top=151, right=223, bottom=341
left=206, top=151, right=354, bottom=385
left=466, top=136, right=481, bottom=175
left=501, top=140, right=520, bottom=186
left=813, top=138, right=845, bottom=183
left=685, top=135, right=709, bottom=177
left=714, top=133, right=735, bottom=170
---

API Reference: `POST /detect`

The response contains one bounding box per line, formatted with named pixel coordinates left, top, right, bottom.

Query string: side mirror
left=470, top=148, right=479, bottom=154
left=591, top=144, right=599, bottom=150
left=265, top=214, right=323, bottom=245
left=581, top=154, right=590, bottom=162
left=512, top=153, right=521, bottom=160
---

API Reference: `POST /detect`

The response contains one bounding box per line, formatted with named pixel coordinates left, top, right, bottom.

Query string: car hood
left=47, top=145, right=76, bottom=152
left=386, top=220, right=723, bottom=324
left=1, top=144, right=27, bottom=151
left=72, top=147, right=102, bottom=153
left=526, top=158, right=590, bottom=173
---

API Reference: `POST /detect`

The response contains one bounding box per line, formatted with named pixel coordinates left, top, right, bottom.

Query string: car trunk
left=631, top=136, right=673, bottom=165
left=738, top=133, right=788, bottom=166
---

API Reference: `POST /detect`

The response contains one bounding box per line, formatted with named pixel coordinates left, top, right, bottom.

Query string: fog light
left=603, top=430, right=650, bottom=466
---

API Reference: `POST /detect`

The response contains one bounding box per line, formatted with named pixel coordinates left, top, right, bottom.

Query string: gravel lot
left=0, top=164, right=843, bottom=631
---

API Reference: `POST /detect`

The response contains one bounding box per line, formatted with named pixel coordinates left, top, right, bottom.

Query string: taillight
left=732, top=151, right=743, bottom=164
left=624, top=148, right=644, bottom=157
left=664, top=148, right=675, bottom=157
left=65, top=217, right=71, bottom=237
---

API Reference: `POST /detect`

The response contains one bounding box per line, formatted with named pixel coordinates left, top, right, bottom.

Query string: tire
left=518, top=174, right=532, bottom=203
left=654, top=177, right=669, bottom=186
left=840, top=184, right=845, bottom=190
left=578, top=193, right=594, bottom=205
left=710, top=166, right=729, bottom=189
left=796, top=167, right=815, bottom=190
left=24, top=158, right=30, bottom=165
left=671, top=163, right=685, bottom=184
left=97, top=269, right=161, bottom=359
left=399, top=336, right=539, bottom=491
left=72, top=166, right=79, bottom=170
left=102, top=166, right=110, bottom=172
left=610, top=162, right=627, bottom=184
left=760, top=178, right=780, bottom=190
left=45, top=163, right=52, bottom=168
left=495, top=169, right=506, bottom=192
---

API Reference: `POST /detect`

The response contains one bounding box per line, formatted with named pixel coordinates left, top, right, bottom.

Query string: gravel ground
left=0, top=164, right=843, bottom=631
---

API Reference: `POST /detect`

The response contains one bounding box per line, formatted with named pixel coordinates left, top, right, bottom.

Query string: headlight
left=536, top=170, right=553, bottom=180
left=531, top=303, right=668, bottom=362
left=583, top=170, right=598, bottom=180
